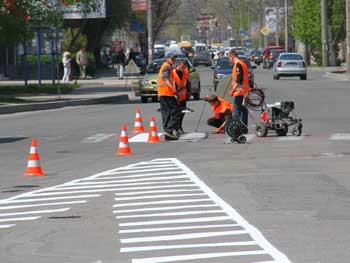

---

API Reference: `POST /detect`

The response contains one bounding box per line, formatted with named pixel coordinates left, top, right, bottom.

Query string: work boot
left=164, top=131, right=178, bottom=140
left=176, top=128, right=185, bottom=134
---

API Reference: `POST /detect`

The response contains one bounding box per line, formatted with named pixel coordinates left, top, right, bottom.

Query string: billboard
left=131, top=0, right=147, bottom=11
left=61, top=0, right=106, bottom=19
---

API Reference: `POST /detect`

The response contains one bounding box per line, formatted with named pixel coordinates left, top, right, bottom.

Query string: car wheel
left=151, top=97, right=158, bottom=103
left=141, top=96, right=148, bottom=103
left=300, top=74, right=307, bottom=80
left=275, top=74, right=280, bottom=80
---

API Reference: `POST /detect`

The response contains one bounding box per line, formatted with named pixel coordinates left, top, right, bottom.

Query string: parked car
left=212, top=55, right=256, bottom=91
left=192, top=51, right=212, bottom=67
left=272, top=52, right=307, bottom=80
left=138, top=54, right=201, bottom=103
left=262, top=45, right=284, bottom=68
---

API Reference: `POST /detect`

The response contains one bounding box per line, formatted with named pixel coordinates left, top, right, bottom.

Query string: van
left=262, top=45, right=283, bottom=68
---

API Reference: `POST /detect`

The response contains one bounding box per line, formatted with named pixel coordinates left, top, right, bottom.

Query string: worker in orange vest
left=205, top=95, right=233, bottom=133
left=228, top=49, right=250, bottom=133
left=173, top=60, right=190, bottom=134
left=157, top=52, right=182, bottom=140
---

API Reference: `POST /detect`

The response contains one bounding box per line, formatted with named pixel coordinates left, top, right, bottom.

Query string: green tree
left=292, top=0, right=321, bottom=64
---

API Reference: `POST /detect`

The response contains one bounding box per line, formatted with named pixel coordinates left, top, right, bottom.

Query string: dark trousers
left=159, top=96, right=182, bottom=133
left=233, top=95, right=248, bottom=126
left=178, top=100, right=187, bottom=129
left=207, top=117, right=225, bottom=128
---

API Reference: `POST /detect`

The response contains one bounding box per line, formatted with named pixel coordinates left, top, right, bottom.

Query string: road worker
left=205, top=95, right=233, bottom=134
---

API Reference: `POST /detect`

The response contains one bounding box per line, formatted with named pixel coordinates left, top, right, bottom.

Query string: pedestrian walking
left=157, top=52, right=182, bottom=140
left=228, top=49, right=250, bottom=133
left=76, top=47, right=88, bottom=79
left=62, top=51, right=71, bottom=83
left=115, top=48, right=126, bottom=79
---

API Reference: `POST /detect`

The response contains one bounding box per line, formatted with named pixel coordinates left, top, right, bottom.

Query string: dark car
left=213, top=56, right=256, bottom=91
left=192, top=51, right=212, bottom=67
left=138, top=54, right=201, bottom=103
left=252, top=49, right=263, bottom=65
left=262, top=45, right=284, bottom=68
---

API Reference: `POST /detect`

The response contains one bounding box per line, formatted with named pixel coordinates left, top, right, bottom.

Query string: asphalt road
left=0, top=65, right=350, bottom=263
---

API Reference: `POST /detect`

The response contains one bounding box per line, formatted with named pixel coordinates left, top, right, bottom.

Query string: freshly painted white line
left=82, top=133, right=115, bottom=143
left=121, top=240, right=257, bottom=252
left=64, top=178, right=190, bottom=186
left=101, top=167, right=180, bottom=175
left=0, top=194, right=100, bottom=203
left=0, top=207, right=70, bottom=217
left=121, top=164, right=178, bottom=169
left=131, top=250, right=267, bottom=263
left=119, top=216, right=233, bottom=227
left=0, top=224, right=16, bottom=228
left=56, top=183, right=196, bottom=191
left=0, top=200, right=87, bottom=210
left=116, top=210, right=224, bottom=219
left=329, top=133, right=350, bottom=140
left=0, top=216, right=41, bottom=222
left=113, top=198, right=212, bottom=208
left=121, top=230, right=248, bottom=243
left=277, top=136, right=305, bottom=141
left=172, top=158, right=291, bottom=262
left=119, top=224, right=239, bottom=234
left=116, top=193, right=206, bottom=201
left=87, top=172, right=185, bottom=181
left=115, top=204, right=218, bottom=214
left=20, top=188, right=128, bottom=196
left=115, top=189, right=200, bottom=196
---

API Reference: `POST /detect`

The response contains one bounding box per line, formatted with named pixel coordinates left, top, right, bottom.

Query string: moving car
left=192, top=51, right=212, bottom=67
left=272, top=52, right=307, bottom=80
left=266, top=49, right=286, bottom=69
left=138, top=54, right=201, bottom=103
left=262, top=45, right=284, bottom=68
left=213, top=55, right=256, bottom=91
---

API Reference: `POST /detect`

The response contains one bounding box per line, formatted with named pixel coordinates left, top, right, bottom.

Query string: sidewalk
left=0, top=69, right=141, bottom=114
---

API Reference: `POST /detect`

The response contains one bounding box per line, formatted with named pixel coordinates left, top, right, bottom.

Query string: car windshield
left=216, top=58, right=232, bottom=69
left=280, top=54, right=303, bottom=60
left=146, top=59, right=164, bottom=74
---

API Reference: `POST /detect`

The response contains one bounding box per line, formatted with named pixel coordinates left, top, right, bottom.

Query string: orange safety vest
left=211, top=97, right=233, bottom=117
left=173, top=68, right=189, bottom=103
left=231, top=59, right=250, bottom=97
left=157, top=61, right=175, bottom=97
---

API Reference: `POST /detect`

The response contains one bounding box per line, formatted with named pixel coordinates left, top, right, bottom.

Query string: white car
left=273, top=52, right=307, bottom=80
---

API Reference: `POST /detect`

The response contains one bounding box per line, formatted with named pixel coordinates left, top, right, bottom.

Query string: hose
left=246, top=86, right=265, bottom=111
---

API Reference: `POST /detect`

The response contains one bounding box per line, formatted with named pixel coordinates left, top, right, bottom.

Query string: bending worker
left=228, top=49, right=250, bottom=133
left=173, top=60, right=190, bottom=134
left=205, top=95, right=233, bottom=134
left=157, top=52, right=182, bottom=140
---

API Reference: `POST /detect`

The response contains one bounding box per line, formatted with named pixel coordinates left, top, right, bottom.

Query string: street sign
left=260, top=27, right=269, bottom=35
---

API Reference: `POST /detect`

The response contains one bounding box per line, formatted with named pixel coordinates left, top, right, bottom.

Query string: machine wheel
left=256, top=123, right=268, bottom=137
left=275, top=125, right=288, bottom=136
left=292, top=123, right=303, bottom=136
left=237, top=135, right=247, bottom=144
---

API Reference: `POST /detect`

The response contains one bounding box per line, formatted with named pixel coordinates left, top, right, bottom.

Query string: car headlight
left=214, top=73, right=226, bottom=80
left=141, top=79, right=150, bottom=85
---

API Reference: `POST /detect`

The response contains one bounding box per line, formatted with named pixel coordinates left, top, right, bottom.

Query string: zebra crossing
left=0, top=158, right=291, bottom=262
left=81, top=132, right=350, bottom=144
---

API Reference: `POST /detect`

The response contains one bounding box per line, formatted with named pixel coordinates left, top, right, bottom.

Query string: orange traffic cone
left=132, top=108, right=145, bottom=134
left=147, top=116, right=161, bottom=144
left=115, top=124, right=132, bottom=156
left=24, top=139, right=45, bottom=177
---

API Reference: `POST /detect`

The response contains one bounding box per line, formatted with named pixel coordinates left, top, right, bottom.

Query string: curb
left=0, top=94, right=130, bottom=115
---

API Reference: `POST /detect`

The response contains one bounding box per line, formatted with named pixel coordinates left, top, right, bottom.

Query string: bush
left=0, top=83, right=77, bottom=95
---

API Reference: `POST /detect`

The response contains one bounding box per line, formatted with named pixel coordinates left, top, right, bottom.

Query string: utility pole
left=346, top=0, right=350, bottom=78
left=147, top=0, right=153, bottom=63
left=284, top=0, right=288, bottom=51
left=321, top=0, right=329, bottom=67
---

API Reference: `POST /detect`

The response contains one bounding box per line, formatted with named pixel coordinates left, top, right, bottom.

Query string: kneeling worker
left=205, top=95, right=233, bottom=133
